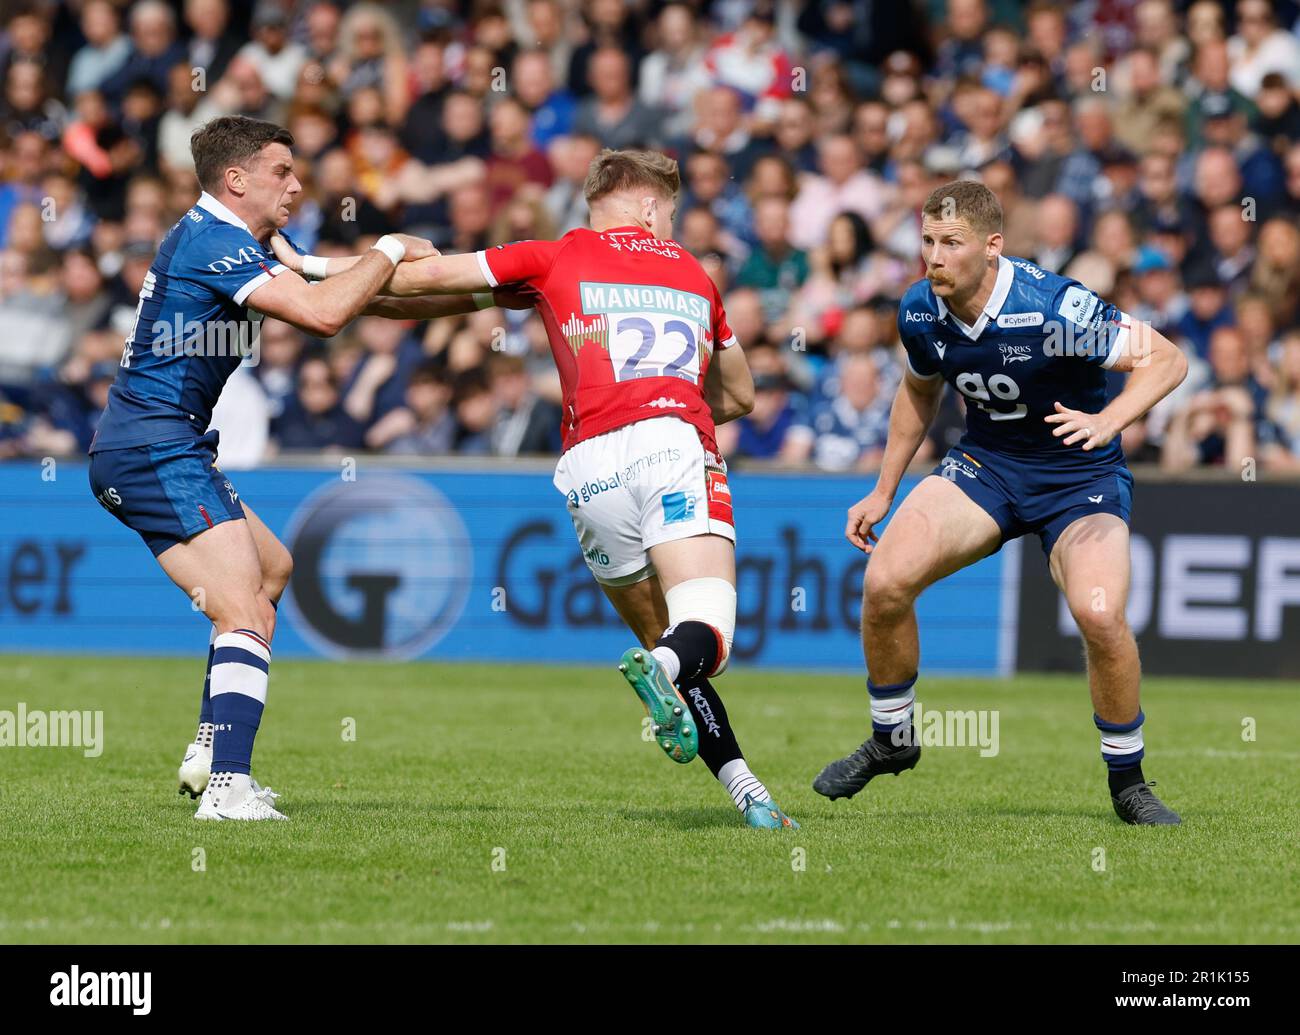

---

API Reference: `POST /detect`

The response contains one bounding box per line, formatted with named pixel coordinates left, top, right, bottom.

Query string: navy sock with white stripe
left=1096, top=709, right=1146, bottom=795
left=195, top=625, right=217, bottom=748
left=210, top=629, right=271, bottom=775
left=869, top=674, right=917, bottom=746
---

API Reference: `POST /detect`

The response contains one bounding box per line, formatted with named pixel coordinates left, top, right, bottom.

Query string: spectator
left=183, top=0, right=241, bottom=88
left=157, top=62, right=206, bottom=174
left=1265, top=331, right=1300, bottom=469
left=638, top=3, right=710, bottom=141
left=717, top=343, right=813, bottom=463
left=680, top=85, right=773, bottom=185
left=808, top=353, right=892, bottom=472
left=544, top=133, right=601, bottom=234
left=701, top=3, right=792, bottom=123
left=276, top=355, right=365, bottom=452
left=1112, top=46, right=1186, bottom=158
left=513, top=47, right=575, bottom=150
left=484, top=95, right=553, bottom=208
left=341, top=316, right=423, bottom=431
left=369, top=361, right=456, bottom=455
left=788, top=135, right=892, bottom=251
left=735, top=197, right=808, bottom=322
left=679, top=149, right=754, bottom=258
left=236, top=3, right=307, bottom=104
left=1227, top=0, right=1300, bottom=97
left=1029, top=194, right=1082, bottom=273
left=330, top=2, right=408, bottom=126
left=98, top=0, right=185, bottom=105
left=66, top=0, right=131, bottom=97
left=795, top=212, right=909, bottom=338
left=1163, top=326, right=1272, bottom=470
left=451, top=368, right=497, bottom=454
left=486, top=353, right=560, bottom=456
left=771, top=97, right=818, bottom=174
left=573, top=47, right=659, bottom=151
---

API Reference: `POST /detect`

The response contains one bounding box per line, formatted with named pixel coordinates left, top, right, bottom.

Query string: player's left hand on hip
left=1045, top=401, right=1114, bottom=451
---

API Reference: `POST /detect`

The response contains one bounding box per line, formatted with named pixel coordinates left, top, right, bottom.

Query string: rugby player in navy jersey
left=88, top=115, right=441, bottom=820
left=812, top=181, right=1189, bottom=824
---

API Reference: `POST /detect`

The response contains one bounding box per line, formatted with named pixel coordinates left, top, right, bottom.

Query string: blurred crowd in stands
left=2, top=0, right=1300, bottom=473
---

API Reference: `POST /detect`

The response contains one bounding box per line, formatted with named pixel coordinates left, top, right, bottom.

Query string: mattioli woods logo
left=284, top=475, right=470, bottom=659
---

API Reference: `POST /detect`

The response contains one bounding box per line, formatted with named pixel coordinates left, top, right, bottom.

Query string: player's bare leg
left=605, top=534, right=797, bottom=829
left=815, top=476, right=1001, bottom=800
left=158, top=518, right=285, bottom=820
left=1050, top=514, right=1180, bottom=825
left=180, top=503, right=293, bottom=799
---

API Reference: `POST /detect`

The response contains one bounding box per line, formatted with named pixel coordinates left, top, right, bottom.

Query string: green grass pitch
left=1, top=654, right=1296, bottom=944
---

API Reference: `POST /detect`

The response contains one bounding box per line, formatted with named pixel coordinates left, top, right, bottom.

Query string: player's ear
left=986, top=231, right=1004, bottom=259
left=224, top=164, right=246, bottom=197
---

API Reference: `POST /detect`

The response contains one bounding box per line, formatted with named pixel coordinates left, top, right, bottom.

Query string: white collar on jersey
left=196, top=191, right=252, bottom=233
left=934, top=254, right=1015, bottom=340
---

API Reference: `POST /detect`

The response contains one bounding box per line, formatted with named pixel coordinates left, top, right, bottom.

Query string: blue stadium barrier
left=0, top=460, right=1008, bottom=674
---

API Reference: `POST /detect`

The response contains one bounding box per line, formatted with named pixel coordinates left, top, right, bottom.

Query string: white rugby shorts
left=552, top=417, right=735, bottom=585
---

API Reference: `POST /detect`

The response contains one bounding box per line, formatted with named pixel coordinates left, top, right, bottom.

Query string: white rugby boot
left=194, top=773, right=287, bottom=821
left=178, top=742, right=212, bottom=799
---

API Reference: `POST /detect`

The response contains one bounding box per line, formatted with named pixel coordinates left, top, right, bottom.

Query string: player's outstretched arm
left=248, top=234, right=436, bottom=337
left=846, top=371, right=944, bottom=552
left=1045, top=322, right=1188, bottom=451
left=361, top=285, right=534, bottom=319
left=704, top=343, right=754, bottom=424
left=269, top=235, right=490, bottom=297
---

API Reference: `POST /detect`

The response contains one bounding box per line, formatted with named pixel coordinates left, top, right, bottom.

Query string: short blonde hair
left=922, top=179, right=1004, bottom=237
left=583, top=148, right=680, bottom=207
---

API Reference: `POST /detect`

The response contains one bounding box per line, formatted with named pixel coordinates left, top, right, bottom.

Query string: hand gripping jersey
left=90, top=192, right=302, bottom=453
left=898, top=255, right=1133, bottom=467
left=476, top=225, right=739, bottom=454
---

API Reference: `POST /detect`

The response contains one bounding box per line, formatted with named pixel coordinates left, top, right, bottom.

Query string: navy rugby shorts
left=930, top=439, right=1133, bottom=559
left=88, top=430, right=245, bottom=556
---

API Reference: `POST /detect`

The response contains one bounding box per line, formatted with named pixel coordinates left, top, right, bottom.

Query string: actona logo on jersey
left=996, top=312, right=1044, bottom=328
left=904, top=311, right=936, bottom=322
left=999, top=343, right=1033, bottom=364
left=579, top=282, right=709, bottom=323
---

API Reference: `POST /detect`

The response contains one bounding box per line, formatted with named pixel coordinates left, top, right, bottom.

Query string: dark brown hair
left=191, top=115, right=295, bottom=193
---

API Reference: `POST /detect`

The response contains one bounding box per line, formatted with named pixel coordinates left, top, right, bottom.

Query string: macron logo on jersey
left=935, top=342, right=947, bottom=360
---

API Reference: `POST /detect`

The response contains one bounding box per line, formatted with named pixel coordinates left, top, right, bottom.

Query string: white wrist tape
left=665, top=577, right=737, bottom=676
left=301, top=255, right=330, bottom=280
left=371, top=234, right=405, bottom=266
left=472, top=291, right=494, bottom=310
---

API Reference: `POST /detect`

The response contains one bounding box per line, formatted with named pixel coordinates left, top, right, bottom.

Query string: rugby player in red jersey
left=273, top=150, right=797, bottom=829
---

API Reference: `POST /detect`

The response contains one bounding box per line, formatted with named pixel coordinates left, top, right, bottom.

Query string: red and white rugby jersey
left=476, top=225, right=739, bottom=454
